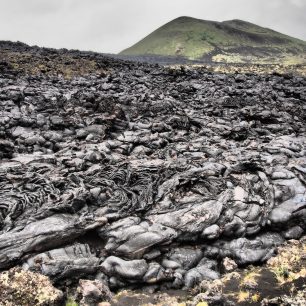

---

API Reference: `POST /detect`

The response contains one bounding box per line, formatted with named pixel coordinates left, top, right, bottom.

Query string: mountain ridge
left=120, top=16, right=306, bottom=64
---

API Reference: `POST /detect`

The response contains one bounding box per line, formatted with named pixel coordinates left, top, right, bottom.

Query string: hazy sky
left=0, top=0, right=305, bottom=54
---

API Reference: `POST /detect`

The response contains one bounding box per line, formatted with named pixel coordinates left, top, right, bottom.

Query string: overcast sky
left=0, top=0, right=305, bottom=54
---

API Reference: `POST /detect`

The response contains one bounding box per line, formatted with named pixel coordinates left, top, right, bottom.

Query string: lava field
left=0, top=46, right=306, bottom=296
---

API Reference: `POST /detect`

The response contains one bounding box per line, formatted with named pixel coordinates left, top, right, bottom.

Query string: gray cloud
left=0, top=0, right=305, bottom=53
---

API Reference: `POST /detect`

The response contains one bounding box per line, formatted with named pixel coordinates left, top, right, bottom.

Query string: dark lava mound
left=0, top=42, right=305, bottom=305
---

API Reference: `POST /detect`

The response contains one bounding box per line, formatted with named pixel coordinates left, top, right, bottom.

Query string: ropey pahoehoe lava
left=0, top=40, right=305, bottom=306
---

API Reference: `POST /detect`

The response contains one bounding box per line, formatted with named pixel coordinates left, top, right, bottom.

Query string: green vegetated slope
left=120, top=16, right=306, bottom=64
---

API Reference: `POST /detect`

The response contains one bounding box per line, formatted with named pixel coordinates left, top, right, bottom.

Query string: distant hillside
left=120, top=17, right=306, bottom=64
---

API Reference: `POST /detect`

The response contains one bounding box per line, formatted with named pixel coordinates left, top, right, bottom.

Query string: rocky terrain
left=0, top=42, right=305, bottom=305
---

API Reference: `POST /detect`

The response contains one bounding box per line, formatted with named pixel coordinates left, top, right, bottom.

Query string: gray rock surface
left=0, top=44, right=305, bottom=290
left=23, top=244, right=100, bottom=282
